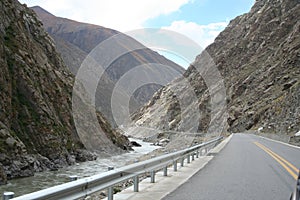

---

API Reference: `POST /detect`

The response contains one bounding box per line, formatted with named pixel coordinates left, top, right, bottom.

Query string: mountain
left=0, top=0, right=131, bottom=184
left=131, top=0, right=300, bottom=145
left=31, top=6, right=185, bottom=126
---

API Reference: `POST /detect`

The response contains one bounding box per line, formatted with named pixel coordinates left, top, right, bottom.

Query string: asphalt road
left=163, top=133, right=300, bottom=200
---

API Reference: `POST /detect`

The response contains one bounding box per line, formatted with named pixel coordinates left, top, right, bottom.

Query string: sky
left=19, top=0, right=255, bottom=67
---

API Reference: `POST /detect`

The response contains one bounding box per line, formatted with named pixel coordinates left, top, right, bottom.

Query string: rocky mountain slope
left=131, top=0, right=300, bottom=144
left=0, top=0, right=131, bottom=184
left=31, top=6, right=185, bottom=126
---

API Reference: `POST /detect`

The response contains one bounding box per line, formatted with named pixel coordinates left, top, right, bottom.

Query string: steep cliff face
left=132, top=0, right=300, bottom=142
left=31, top=6, right=185, bottom=126
left=0, top=0, right=130, bottom=183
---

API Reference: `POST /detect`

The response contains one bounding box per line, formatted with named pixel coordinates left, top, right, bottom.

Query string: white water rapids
left=0, top=138, right=160, bottom=197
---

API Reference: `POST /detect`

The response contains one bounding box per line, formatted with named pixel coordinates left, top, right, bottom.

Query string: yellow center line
left=254, top=142, right=299, bottom=180
left=255, top=142, right=299, bottom=174
left=254, top=142, right=298, bottom=180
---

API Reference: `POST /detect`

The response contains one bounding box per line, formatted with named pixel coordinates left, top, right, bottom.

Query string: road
left=163, top=133, right=300, bottom=200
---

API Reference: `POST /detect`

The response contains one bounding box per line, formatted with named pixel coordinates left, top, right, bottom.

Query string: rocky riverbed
left=0, top=139, right=160, bottom=197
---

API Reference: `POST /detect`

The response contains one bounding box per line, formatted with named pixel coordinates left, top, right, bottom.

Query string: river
left=0, top=139, right=159, bottom=197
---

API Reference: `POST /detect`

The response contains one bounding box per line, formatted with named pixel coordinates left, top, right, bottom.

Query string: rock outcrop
left=31, top=6, right=185, bottom=126
left=132, top=0, right=300, bottom=143
left=0, top=0, right=130, bottom=182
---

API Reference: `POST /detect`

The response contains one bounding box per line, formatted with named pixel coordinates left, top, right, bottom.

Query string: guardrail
left=8, top=136, right=222, bottom=200
left=290, top=172, right=300, bottom=200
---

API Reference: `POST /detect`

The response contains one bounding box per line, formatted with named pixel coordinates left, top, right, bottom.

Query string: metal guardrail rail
left=9, top=137, right=222, bottom=200
left=290, top=172, right=300, bottom=200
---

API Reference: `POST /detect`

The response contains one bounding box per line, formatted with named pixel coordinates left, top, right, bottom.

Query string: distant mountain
left=131, top=0, right=300, bottom=145
left=31, top=6, right=185, bottom=126
left=0, top=0, right=131, bottom=184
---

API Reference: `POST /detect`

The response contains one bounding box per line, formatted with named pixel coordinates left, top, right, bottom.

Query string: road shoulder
left=107, top=134, right=233, bottom=200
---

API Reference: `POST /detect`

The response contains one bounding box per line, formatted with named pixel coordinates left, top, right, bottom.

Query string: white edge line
left=255, top=134, right=300, bottom=150
left=208, top=134, right=233, bottom=154
left=159, top=135, right=233, bottom=199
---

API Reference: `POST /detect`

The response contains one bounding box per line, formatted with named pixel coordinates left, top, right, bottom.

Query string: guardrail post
left=173, top=160, right=177, bottom=171
left=107, top=167, right=114, bottom=200
left=133, top=176, right=139, bottom=192
left=163, top=166, right=168, bottom=176
left=3, top=192, right=14, bottom=200
left=150, top=170, right=155, bottom=183
left=192, top=152, right=195, bottom=161
left=196, top=150, right=199, bottom=158
left=181, top=157, right=184, bottom=167
left=108, top=187, right=113, bottom=200
left=187, top=154, right=191, bottom=163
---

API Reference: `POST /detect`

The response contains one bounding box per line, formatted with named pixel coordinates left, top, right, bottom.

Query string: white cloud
left=19, top=0, right=191, bottom=31
left=162, top=20, right=228, bottom=49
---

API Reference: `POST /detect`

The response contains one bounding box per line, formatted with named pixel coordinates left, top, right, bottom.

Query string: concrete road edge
left=107, top=134, right=233, bottom=200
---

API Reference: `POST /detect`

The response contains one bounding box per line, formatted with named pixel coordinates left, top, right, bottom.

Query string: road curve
left=163, top=133, right=300, bottom=200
